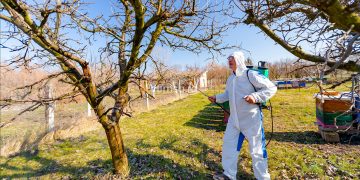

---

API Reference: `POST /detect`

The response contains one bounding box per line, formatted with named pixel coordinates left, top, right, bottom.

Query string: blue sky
left=83, top=0, right=297, bottom=67
left=166, top=24, right=296, bottom=67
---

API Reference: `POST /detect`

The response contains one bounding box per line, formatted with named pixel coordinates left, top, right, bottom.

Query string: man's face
left=228, top=56, right=236, bottom=71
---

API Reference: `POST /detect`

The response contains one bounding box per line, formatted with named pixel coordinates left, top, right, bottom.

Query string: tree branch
left=244, top=9, right=360, bottom=72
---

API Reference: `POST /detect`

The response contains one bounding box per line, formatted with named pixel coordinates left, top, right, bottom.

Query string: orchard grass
left=0, top=84, right=359, bottom=179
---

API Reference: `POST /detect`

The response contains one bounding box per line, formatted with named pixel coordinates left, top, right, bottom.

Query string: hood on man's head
left=229, top=51, right=247, bottom=76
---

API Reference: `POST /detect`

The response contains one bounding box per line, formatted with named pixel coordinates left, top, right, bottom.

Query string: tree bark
left=95, top=103, right=129, bottom=176
left=104, top=122, right=129, bottom=175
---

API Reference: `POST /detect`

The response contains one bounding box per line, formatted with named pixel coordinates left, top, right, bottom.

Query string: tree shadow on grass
left=0, top=149, right=212, bottom=179
left=135, top=137, right=255, bottom=179
left=265, top=131, right=360, bottom=145
left=134, top=138, right=219, bottom=178
left=185, top=104, right=360, bottom=146
left=1, top=135, right=219, bottom=179
left=265, top=131, right=325, bottom=145
left=0, top=151, right=95, bottom=179
left=184, top=104, right=226, bottom=132
left=127, top=150, right=210, bottom=179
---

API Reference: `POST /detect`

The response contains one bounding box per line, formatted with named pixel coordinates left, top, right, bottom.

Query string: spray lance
left=197, top=89, right=230, bottom=115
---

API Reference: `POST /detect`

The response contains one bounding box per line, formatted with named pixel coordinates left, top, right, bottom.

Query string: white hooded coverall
left=215, top=51, right=277, bottom=180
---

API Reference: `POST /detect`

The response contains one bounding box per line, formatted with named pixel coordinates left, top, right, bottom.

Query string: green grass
left=0, top=107, right=45, bottom=143
left=0, top=86, right=359, bottom=179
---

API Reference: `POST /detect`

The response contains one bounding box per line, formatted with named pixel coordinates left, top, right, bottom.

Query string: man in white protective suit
left=209, top=51, right=277, bottom=180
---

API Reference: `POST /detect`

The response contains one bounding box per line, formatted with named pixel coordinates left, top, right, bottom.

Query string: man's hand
left=208, top=96, right=216, bottom=103
left=244, top=95, right=256, bottom=104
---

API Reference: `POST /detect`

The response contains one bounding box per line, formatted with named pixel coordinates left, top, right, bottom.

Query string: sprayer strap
left=246, top=69, right=257, bottom=92
left=247, top=69, right=268, bottom=109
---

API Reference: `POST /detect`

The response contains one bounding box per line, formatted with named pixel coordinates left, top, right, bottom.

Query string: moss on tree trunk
left=104, top=122, right=129, bottom=175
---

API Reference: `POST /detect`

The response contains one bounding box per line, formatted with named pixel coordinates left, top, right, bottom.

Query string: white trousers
left=222, top=122, right=271, bottom=180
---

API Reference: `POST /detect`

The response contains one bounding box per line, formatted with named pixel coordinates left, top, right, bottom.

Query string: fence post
left=45, top=84, right=55, bottom=132
left=87, top=103, right=92, bottom=117
left=151, top=84, right=156, bottom=98
left=172, top=81, right=177, bottom=94
left=178, top=79, right=181, bottom=98
left=145, top=81, right=150, bottom=110
left=195, top=78, right=198, bottom=91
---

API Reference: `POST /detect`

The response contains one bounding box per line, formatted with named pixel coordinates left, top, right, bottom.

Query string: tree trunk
left=104, top=122, right=129, bottom=175
left=95, top=103, right=129, bottom=175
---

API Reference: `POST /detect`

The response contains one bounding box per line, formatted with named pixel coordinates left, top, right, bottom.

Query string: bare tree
left=0, top=0, right=237, bottom=175
left=146, top=48, right=173, bottom=90
left=182, top=64, right=202, bottom=90
left=206, top=61, right=230, bottom=86
left=267, top=59, right=315, bottom=80
left=235, top=0, right=360, bottom=78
